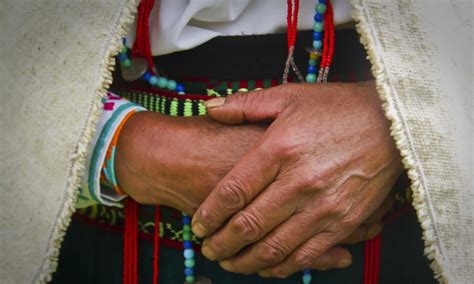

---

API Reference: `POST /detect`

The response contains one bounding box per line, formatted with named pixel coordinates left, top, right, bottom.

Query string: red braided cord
left=320, top=2, right=330, bottom=68
left=132, top=0, right=156, bottom=73
left=326, top=0, right=335, bottom=68
left=286, top=0, right=300, bottom=50
left=363, top=234, right=381, bottom=284
left=124, top=198, right=139, bottom=284
left=153, top=206, right=161, bottom=284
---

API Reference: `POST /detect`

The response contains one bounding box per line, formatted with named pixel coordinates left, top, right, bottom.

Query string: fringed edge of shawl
left=35, top=1, right=139, bottom=283
left=350, top=1, right=445, bottom=283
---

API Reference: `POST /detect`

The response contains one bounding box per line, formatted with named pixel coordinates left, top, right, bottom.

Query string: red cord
left=286, top=0, right=300, bottom=51
left=321, top=0, right=335, bottom=68
left=124, top=198, right=138, bottom=284
left=363, top=234, right=381, bottom=284
left=153, top=206, right=161, bottom=284
left=326, top=0, right=335, bottom=68
left=132, top=0, right=156, bottom=73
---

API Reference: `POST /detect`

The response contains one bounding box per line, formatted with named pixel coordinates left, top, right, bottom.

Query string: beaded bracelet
left=102, top=109, right=139, bottom=195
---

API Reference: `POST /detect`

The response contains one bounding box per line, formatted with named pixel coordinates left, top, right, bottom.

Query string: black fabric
left=154, top=29, right=370, bottom=80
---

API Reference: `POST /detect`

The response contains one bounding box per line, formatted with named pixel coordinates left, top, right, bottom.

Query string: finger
left=204, top=84, right=297, bottom=124
left=341, top=222, right=383, bottom=244
left=191, top=148, right=279, bottom=239
left=218, top=210, right=331, bottom=274
left=258, top=246, right=352, bottom=278
left=202, top=179, right=297, bottom=261
left=257, top=233, right=348, bottom=278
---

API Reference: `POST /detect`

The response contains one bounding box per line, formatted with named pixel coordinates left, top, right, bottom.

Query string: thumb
left=204, top=87, right=291, bottom=125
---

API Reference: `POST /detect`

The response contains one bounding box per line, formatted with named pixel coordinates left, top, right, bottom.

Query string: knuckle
left=257, top=239, right=289, bottom=264
left=217, top=178, right=249, bottom=211
left=231, top=211, right=265, bottom=242
left=294, top=249, right=317, bottom=268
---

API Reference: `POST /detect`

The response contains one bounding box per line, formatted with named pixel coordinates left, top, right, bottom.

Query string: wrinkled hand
left=191, top=81, right=403, bottom=277
left=115, top=112, right=265, bottom=214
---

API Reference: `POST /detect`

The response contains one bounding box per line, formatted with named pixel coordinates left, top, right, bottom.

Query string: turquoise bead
left=167, top=79, right=177, bottom=90
left=303, top=273, right=312, bottom=283
left=184, top=259, right=195, bottom=268
left=316, top=3, right=327, bottom=14
left=183, top=231, right=191, bottom=241
left=313, top=22, right=324, bottom=32
left=149, top=76, right=158, bottom=85
left=122, top=59, right=131, bottom=68
left=157, top=77, right=168, bottom=88
left=306, top=73, right=317, bottom=83
left=313, top=40, right=322, bottom=49
left=185, top=275, right=195, bottom=283
left=308, top=59, right=317, bottom=66
left=183, top=248, right=195, bottom=259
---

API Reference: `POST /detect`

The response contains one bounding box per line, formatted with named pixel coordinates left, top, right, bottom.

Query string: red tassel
left=153, top=206, right=161, bottom=284
left=124, top=198, right=139, bottom=284
left=132, top=0, right=156, bottom=73
left=363, top=234, right=381, bottom=284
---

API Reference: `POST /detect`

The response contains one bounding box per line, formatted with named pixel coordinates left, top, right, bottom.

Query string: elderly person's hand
left=191, top=81, right=403, bottom=277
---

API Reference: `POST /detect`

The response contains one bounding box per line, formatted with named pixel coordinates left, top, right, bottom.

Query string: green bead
left=303, top=273, right=312, bottom=283
left=183, top=231, right=191, bottom=240
left=308, top=59, right=317, bottom=66
left=316, top=3, right=327, bottom=14
left=313, top=22, right=324, bottom=32
left=167, top=79, right=177, bottom=90
left=122, top=59, right=131, bottom=68
left=157, top=77, right=168, bottom=88
left=183, top=224, right=191, bottom=232
left=184, top=259, right=195, bottom=268
left=306, top=73, right=317, bottom=83
left=121, top=45, right=128, bottom=53
left=185, top=275, right=195, bottom=283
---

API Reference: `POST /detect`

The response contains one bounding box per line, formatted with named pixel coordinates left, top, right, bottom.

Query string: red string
left=363, top=234, right=381, bottom=284
left=286, top=0, right=300, bottom=50
left=153, top=206, right=161, bottom=284
left=326, top=0, right=335, bottom=68
left=132, top=0, right=156, bottom=73
left=124, top=198, right=138, bottom=284
left=321, top=0, right=335, bottom=68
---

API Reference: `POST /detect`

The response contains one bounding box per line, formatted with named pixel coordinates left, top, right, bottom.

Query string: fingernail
left=204, top=97, right=226, bottom=108
left=258, top=270, right=272, bottom=278
left=219, top=260, right=236, bottom=272
left=369, top=223, right=383, bottom=238
left=192, top=222, right=207, bottom=237
left=337, top=257, right=352, bottom=268
left=202, top=245, right=217, bottom=261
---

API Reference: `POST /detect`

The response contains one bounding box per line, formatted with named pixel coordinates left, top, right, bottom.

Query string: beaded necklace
left=118, top=1, right=334, bottom=283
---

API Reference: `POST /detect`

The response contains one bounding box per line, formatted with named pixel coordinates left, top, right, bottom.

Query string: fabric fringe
left=349, top=1, right=445, bottom=283
left=35, top=1, right=140, bottom=283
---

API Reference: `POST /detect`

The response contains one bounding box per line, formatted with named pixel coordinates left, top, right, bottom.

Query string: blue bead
left=184, top=241, right=192, bottom=249
left=142, top=71, right=151, bottom=81
left=313, top=31, right=322, bottom=40
left=176, top=83, right=185, bottom=93
left=182, top=215, right=191, bottom=223
left=184, top=267, right=193, bottom=276
left=183, top=249, right=195, bottom=259
left=319, top=0, right=327, bottom=4
left=314, top=13, right=323, bottom=22
left=149, top=76, right=159, bottom=85
left=307, top=65, right=316, bottom=73
left=303, top=273, right=312, bottom=283
left=313, top=40, right=323, bottom=49
left=118, top=53, right=128, bottom=62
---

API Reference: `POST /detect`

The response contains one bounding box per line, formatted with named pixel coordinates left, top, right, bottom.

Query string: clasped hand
left=191, top=81, right=403, bottom=277
left=115, top=81, right=402, bottom=278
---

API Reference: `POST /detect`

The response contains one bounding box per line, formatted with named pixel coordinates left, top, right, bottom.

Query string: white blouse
left=126, top=0, right=352, bottom=56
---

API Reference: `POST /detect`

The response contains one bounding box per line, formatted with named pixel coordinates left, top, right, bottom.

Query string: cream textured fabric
left=0, top=1, right=138, bottom=283
left=0, top=0, right=472, bottom=283
left=351, top=0, right=473, bottom=283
